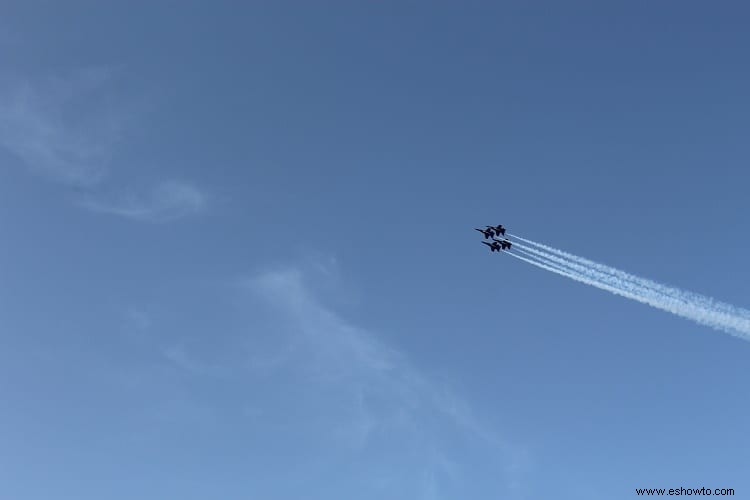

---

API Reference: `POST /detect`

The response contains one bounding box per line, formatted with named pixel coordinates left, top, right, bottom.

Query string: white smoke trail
left=512, top=248, right=681, bottom=308
left=513, top=243, right=692, bottom=310
left=506, top=251, right=670, bottom=305
left=507, top=252, right=611, bottom=287
left=514, top=247, right=696, bottom=316
left=510, top=233, right=750, bottom=321
left=513, top=245, right=750, bottom=338
left=513, top=234, right=750, bottom=324
left=507, top=237, right=750, bottom=341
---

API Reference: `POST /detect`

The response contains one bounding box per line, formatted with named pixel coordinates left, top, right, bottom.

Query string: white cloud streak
left=79, top=180, right=207, bottom=222
left=0, top=69, right=208, bottom=223
left=243, top=265, right=527, bottom=499
left=0, top=68, right=122, bottom=186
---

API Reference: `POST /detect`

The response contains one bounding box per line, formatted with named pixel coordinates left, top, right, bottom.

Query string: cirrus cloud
left=79, top=180, right=208, bottom=222
left=0, top=68, right=209, bottom=223
left=0, top=68, right=124, bottom=186
left=237, top=263, right=531, bottom=499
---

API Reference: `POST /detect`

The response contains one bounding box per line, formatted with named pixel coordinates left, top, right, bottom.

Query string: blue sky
left=2, top=3, right=749, bottom=499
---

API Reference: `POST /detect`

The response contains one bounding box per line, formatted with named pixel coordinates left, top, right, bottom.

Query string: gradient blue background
left=1, top=2, right=749, bottom=499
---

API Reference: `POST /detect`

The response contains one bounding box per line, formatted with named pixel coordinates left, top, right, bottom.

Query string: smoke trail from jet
left=510, top=233, right=750, bottom=321
left=513, top=247, right=700, bottom=320
left=513, top=244, right=691, bottom=310
left=514, top=236, right=750, bottom=324
left=512, top=248, right=682, bottom=308
left=507, top=252, right=603, bottom=287
left=511, top=233, right=680, bottom=295
left=506, top=251, right=661, bottom=305
left=507, top=237, right=750, bottom=342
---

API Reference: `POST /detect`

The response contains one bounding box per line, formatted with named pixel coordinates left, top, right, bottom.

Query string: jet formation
left=475, top=224, right=512, bottom=252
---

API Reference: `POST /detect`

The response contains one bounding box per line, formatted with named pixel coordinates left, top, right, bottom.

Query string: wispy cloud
left=124, top=307, right=153, bottom=331
left=0, top=69, right=208, bottom=222
left=162, top=343, right=228, bottom=376
left=242, top=263, right=529, bottom=498
left=0, top=68, right=123, bottom=186
left=79, top=180, right=208, bottom=222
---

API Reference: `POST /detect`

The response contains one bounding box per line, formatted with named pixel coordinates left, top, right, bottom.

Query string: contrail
left=513, top=247, right=696, bottom=316
left=512, top=248, right=684, bottom=308
left=506, top=237, right=750, bottom=341
left=514, top=243, right=691, bottom=309
left=506, top=251, right=665, bottom=305
left=510, top=233, right=750, bottom=321
left=507, top=252, right=610, bottom=288
left=512, top=236, right=750, bottom=323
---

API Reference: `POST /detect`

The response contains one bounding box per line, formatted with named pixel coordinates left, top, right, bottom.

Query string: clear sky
left=2, top=2, right=749, bottom=499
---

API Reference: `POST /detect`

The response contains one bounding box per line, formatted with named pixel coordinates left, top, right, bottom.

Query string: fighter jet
left=481, top=240, right=503, bottom=252
left=474, top=227, right=496, bottom=239
left=488, top=224, right=506, bottom=236
left=492, top=237, right=512, bottom=250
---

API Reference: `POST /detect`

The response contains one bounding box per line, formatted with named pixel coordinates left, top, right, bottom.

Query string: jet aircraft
left=492, top=237, right=512, bottom=250
left=481, top=240, right=503, bottom=252
left=489, top=224, right=506, bottom=236
left=476, top=224, right=511, bottom=252
left=474, top=227, right=495, bottom=239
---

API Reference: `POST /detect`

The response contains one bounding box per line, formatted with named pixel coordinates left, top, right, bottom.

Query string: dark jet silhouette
left=492, top=237, right=512, bottom=250
left=482, top=240, right=503, bottom=252
left=489, top=224, right=506, bottom=236
left=474, top=227, right=495, bottom=239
